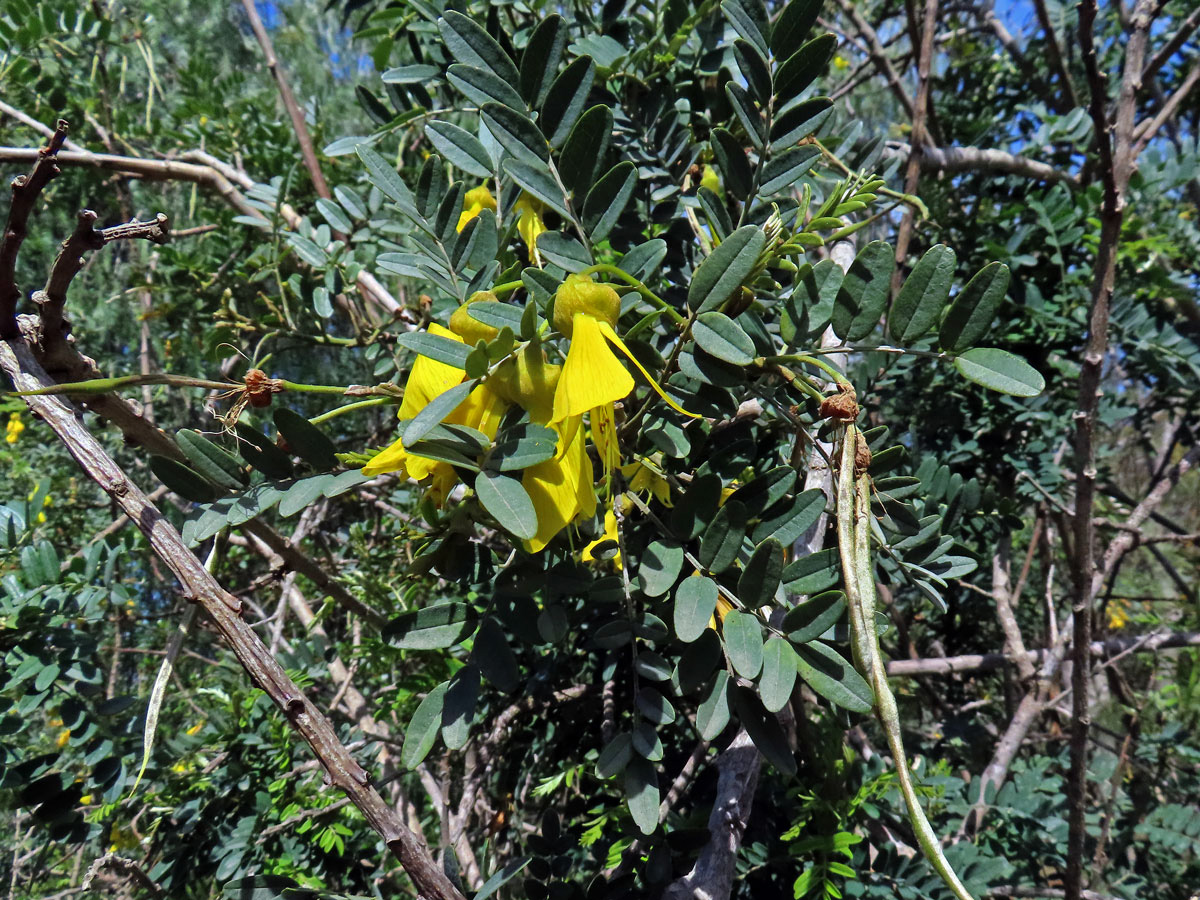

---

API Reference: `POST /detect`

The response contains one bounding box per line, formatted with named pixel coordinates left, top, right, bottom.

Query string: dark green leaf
left=637, top=688, right=676, bottom=725
left=738, top=538, right=783, bottom=608
left=697, top=186, right=733, bottom=241
left=722, top=0, right=769, bottom=57
left=402, top=682, right=448, bottom=768
left=503, top=159, right=572, bottom=219
left=438, top=11, right=520, bottom=87
left=769, top=96, right=833, bottom=152
left=426, top=121, right=494, bottom=178
left=731, top=685, right=797, bottom=775
left=639, top=541, right=685, bottom=598
left=559, top=104, right=613, bottom=197
left=751, top=488, right=826, bottom=545
left=688, top=225, right=767, bottom=313
left=403, top=381, right=475, bottom=446
left=624, top=758, right=659, bottom=835
left=442, top=665, right=480, bottom=750
left=314, top=197, right=352, bottom=234
left=710, top=127, right=753, bottom=200
left=537, top=232, right=591, bottom=271
left=794, top=641, right=872, bottom=712
left=596, top=732, right=633, bottom=778
left=723, top=610, right=764, bottom=677
left=774, top=33, right=837, bottom=104
left=698, top=670, right=732, bottom=740
left=831, top=240, right=894, bottom=342
left=447, top=63, right=526, bottom=110
left=357, top=145, right=411, bottom=205
left=149, top=457, right=220, bottom=503
left=725, top=81, right=765, bottom=148
left=175, top=429, right=247, bottom=490
left=273, top=408, right=338, bottom=471
left=481, top=103, right=549, bottom=167
left=781, top=547, right=841, bottom=594
left=727, top=467, right=796, bottom=515
left=758, top=145, right=821, bottom=196
left=235, top=423, right=293, bottom=480
left=938, top=261, right=1010, bottom=353
left=520, top=15, right=567, bottom=106
left=733, top=39, right=771, bottom=104
left=670, top=472, right=723, bottom=538
left=674, top=575, right=719, bottom=642
left=386, top=603, right=478, bottom=650
left=782, top=590, right=846, bottom=642
left=541, top=55, right=595, bottom=147
left=382, top=64, right=441, bottom=84
left=771, top=0, right=823, bottom=59
left=397, top=331, right=472, bottom=368
left=474, top=858, right=533, bottom=900
left=890, top=243, right=955, bottom=342
left=699, top=500, right=748, bottom=573
left=582, top=161, right=637, bottom=242
left=759, top=638, right=798, bottom=712
left=488, top=424, right=558, bottom=471
left=471, top=620, right=519, bottom=692
left=475, top=472, right=539, bottom=540
left=634, top=651, right=672, bottom=681
left=693, top=311, right=756, bottom=364
left=953, top=348, right=1045, bottom=397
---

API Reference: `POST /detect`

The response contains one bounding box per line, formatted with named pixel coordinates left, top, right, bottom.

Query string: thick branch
left=36, top=210, right=169, bottom=353
left=1067, top=4, right=1156, bottom=895
left=1140, top=5, right=1200, bottom=86
left=886, top=629, right=1200, bottom=677
left=0, top=337, right=463, bottom=900
left=238, top=0, right=332, bottom=201
left=883, top=142, right=1079, bottom=184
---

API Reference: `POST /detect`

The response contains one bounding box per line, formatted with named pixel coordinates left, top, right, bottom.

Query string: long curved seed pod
left=836, top=424, right=975, bottom=900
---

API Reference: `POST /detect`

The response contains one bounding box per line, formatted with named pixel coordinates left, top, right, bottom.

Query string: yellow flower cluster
left=6, top=412, right=25, bottom=444
left=366, top=215, right=699, bottom=554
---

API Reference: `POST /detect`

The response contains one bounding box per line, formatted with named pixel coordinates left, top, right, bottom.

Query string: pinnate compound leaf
left=386, top=603, right=478, bottom=650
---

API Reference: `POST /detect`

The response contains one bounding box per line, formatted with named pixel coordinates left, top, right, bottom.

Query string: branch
left=1140, top=5, right=1200, bottom=86
left=36, top=210, right=169, bottom=355
left=238, top=0, right=332, bottom=202
left=886, top=629, right=1200, bottom=677
left=1033, top=0, right=1081, bottom=110
left=0, top=338, right=463, bottom=900
left=81, top=852, right=164, bottom=899
left=883, top=142, right=1079, bottom=184
left=832, top=0, right=916, bottom=120
left=1132, top=61, right=1200, bottom=155
left=1067, top=4, right=1156, bottom=895
left=1, top=120, right=69, bottom=338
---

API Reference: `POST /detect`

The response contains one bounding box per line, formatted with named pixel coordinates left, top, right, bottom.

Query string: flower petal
left=596, top=319, right=702, bottom=419
left=552, top=314, right=634, bottom=423
left=582, top=507, right=621, bottom=568
left=362, top=438, right=409, bottom=477
left=523, top=424, right=593, bottom=552
left=399, top=323, right=466, bottom=420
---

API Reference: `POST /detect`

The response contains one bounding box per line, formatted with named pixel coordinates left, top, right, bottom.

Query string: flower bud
left=552, top=274, right=620, bottom=337
left=449, top=291, right=501, bottom=346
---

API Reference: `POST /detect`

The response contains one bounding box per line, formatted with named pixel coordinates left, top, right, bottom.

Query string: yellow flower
left=6, top=413, right=25, bottom=444
left=699, top=164, right=721, bottom=195
left=56, top=729, right=70, bottom=748
left=621, top=457, right=672, bottom=506
left=582, top=507, right=622, bottom=568
left=363, top=323, right=508, bottom=491
left=833, top=55, right=849, bottom=70
left=79, top=794, right=93, bottom=806
left=457, top=185, right=498, bottom=232
left=186, top=721, right=204, bottom=736
left=1107, top=600, right=1130, bottom=630
left=515, top=194, right=547, bottom=254
left=550, top=275, right=699, bottom=476
left=709, top=596, right=735, bottom=631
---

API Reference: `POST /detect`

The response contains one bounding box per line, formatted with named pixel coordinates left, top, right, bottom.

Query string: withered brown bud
left=854, top=433, right=872, bottom=475
left=819, top=383, right=859, bottom=422
left=244, top=368, right=284, bottom=408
